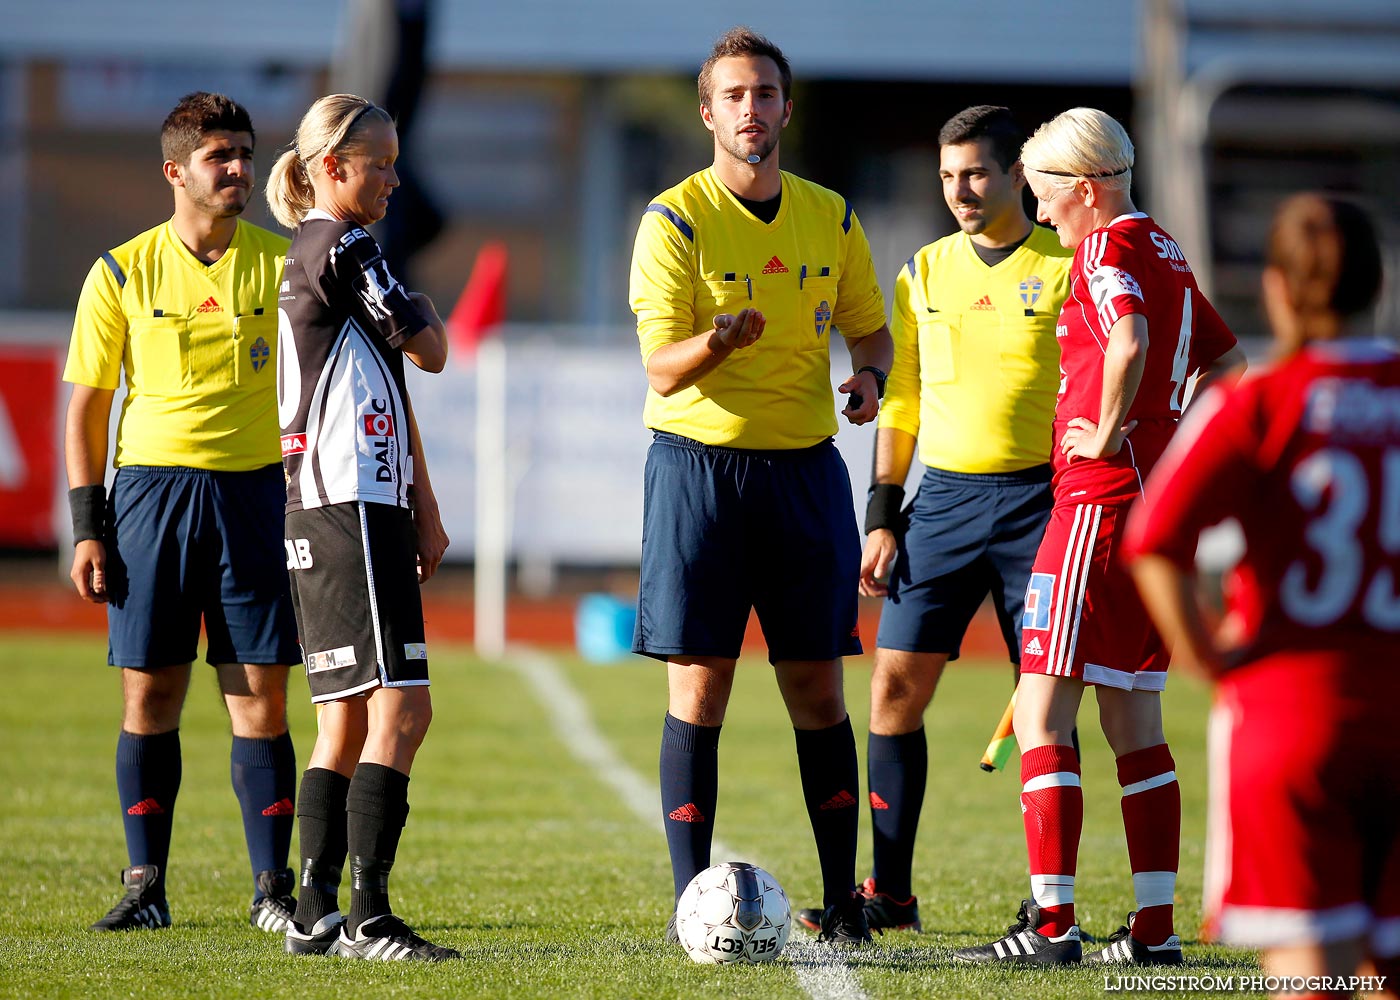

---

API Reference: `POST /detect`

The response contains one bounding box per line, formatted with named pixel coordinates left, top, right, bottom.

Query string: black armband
left=864, top=483, right=905, bottom=535
left=69, top=484, right=106, bottom=544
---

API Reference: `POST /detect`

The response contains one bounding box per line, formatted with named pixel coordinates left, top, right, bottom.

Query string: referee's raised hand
left=713, top=308, right=765, bottom=350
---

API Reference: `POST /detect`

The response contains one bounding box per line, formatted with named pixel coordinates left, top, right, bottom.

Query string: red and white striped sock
left=1117, top=743, right=1180, bottom=946
left=1021, top=744, right=1082, bottom=938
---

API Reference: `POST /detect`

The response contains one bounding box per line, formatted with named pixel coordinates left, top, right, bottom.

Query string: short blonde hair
left=1021, top=107, right=1134, bottom=193
left=265, top=94, right=394, bottom=228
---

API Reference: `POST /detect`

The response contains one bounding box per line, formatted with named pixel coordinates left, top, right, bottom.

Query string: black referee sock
left=346, top=763, right=411, bottom=936
left=795, top=716, right=860, bottom=908
left=866, top=728, right=928, bottom=901
left=230, top=731, right=297, bottom=898
left=659, top=714, right=722, bottom=900
left=292, top=767, right=350, bottom=931
left=115, top=729, right=181, bottom=903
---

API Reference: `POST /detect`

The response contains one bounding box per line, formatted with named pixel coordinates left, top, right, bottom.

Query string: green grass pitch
left=0, top=632, right=1265, bottom=998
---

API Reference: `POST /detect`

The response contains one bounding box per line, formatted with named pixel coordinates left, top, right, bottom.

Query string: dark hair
left=698, top=26, right=792, bottom=107
left=938, top=106, right=1026, bottom=172
left=161, top=92, right=255, bottom=165
left=1267, top=194, right=1382, bottom=337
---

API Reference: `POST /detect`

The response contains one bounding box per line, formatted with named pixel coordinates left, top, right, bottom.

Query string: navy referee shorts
left=105, top=464, right=300, bottom=669
left=876, top=464, right=1051, bottom=663
left=633, top=431, right=862, bottom=664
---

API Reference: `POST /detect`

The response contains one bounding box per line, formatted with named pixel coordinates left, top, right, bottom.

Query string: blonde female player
left=266, top=94, right=454, bottom=961
left=951, top=108, right=1243, bottom=966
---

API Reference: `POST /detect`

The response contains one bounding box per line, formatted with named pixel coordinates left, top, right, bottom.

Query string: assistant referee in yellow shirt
left=63, top=93, right=300, bottom=935
left=629, top=27, right=893, bottom=947
left=794, top=106, right=1073, bottom=937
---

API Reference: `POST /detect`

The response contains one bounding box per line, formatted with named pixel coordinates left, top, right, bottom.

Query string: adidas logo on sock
left=261, top=797, right=294, bottom=817
left=668, top=802, right=706, bottom=823
left=1024, top=636, right=1045, bottom=656
left=970, top=295, right=995, bottom=311
left=819, top=789, right=858, bottom=811
left=761, top=255, right=789, bottom=274
left=869, top=792, right=890, bottom=810
left=127, top=798, right=166, bottom=816
left=197, top=295, right=222, bottom=313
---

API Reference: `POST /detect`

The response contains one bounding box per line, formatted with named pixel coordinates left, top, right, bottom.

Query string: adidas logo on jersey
left=1024, top=636, right=1045, bottom=657
left=196, top=296, right=222, bottom=313
left=970, top=295, right=995, bottom=311
left=761, top=255, right=789, bottom=274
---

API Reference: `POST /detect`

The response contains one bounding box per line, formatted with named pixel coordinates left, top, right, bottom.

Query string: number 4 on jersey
left=1168, top=288, right=1193, bottom=412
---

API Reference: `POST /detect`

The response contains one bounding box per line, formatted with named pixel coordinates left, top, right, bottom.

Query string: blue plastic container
left=575, top=593, right=638, bottom=663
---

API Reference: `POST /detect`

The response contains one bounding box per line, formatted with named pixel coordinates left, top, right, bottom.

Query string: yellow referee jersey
left=64, top=219, right=288, bottom=471
left=879, top=225, right=1072, bottom=473
left=630, top=168, right=887, bottom=450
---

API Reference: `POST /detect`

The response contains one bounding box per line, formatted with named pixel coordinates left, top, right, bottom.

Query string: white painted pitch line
left=501, top=645, right=871, bottom=1000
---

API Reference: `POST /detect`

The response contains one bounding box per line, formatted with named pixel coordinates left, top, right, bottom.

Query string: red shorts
left=1205, top=652, right=1400, bottom=951
left=1018, top=500, right=1167, bottom=689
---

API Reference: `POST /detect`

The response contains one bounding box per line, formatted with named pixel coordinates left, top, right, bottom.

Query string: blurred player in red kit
left=952, top=107, right=1244, bottom=966
left=1128, top=193, right=1400, bottom=998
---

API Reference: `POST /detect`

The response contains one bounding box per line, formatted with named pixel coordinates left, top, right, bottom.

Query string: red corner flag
left=446, top=241, right=508, bottom=361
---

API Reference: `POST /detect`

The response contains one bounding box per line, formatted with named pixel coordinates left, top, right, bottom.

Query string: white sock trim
left=1122, top=771, right=1177, bottom=796
left=1132, top=870, right=1177, bottom=908
left=1023, top=771, right=1081, bottom=793
left=1031, top=874, right=1076, bottom=907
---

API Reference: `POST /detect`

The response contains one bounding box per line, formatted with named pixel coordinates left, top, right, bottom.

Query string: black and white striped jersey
left=277, top=210, right=427, bottom=512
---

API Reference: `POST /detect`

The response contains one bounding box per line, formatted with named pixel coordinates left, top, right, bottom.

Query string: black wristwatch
left=856, top=365, right=887, bottom=400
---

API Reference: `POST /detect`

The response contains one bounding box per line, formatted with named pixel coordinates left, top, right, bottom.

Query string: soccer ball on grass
left=675, top=861, right=790, bottom=964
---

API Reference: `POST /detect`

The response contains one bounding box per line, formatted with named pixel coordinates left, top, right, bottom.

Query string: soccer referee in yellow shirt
left=796, top=106, right=1073, bottom=936
left=629, top=27, right=893, bottom=947
left=63, top=93, right=300, bottom=935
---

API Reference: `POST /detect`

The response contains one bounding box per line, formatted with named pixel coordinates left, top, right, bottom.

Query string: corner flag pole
left=474, top=336, right=507, bottom=660
left=449, top=242, right=510, bottom=660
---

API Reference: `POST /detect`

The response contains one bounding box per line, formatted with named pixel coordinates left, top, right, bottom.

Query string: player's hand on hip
left=859, top=529, right=896, bottom=597
left=713, top=308, right=764, bottom=350
left=839, top=370, right=880, bottom=424
left=1060, top=416, right=1137, bottom=462
left=70, top=539, right=108, bottom=604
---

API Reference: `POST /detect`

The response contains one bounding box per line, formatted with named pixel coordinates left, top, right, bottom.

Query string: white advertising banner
left=408, top=338, right=887, bottom=566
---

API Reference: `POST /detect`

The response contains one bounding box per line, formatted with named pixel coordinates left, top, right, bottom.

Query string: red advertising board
left=0, top=348, right=60, bottom=548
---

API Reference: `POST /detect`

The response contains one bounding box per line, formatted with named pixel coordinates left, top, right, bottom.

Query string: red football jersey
left=1053, top=213, right=1237, bottom=501
left=1126, top=339, right=1400, bottom=665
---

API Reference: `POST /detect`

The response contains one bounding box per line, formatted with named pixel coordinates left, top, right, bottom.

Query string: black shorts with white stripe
left=286, top=502, right=428, bottom=703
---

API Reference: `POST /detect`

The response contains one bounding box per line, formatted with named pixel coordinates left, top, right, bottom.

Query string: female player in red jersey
left=1127, top=195, right=1399, bottom=997
left=952, top=108, right=1244, bottom=966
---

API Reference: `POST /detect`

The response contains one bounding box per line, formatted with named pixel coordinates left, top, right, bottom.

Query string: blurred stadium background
left=0, top=0, right=1397, bottom=649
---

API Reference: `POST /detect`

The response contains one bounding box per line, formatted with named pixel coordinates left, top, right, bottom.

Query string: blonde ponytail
left=266, top=148, right=314, bottom=229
